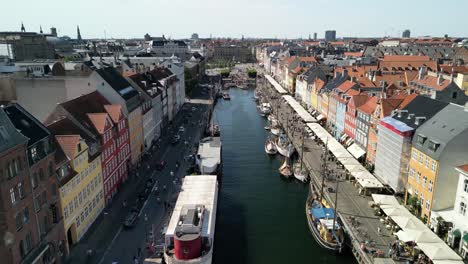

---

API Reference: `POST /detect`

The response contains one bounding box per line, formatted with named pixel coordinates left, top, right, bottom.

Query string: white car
left=179, top=126, right=185, bottom=132
left=191, top=107, right=197, bottom=112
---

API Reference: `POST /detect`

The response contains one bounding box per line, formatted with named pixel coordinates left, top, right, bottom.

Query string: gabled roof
left=103, top=104, right=122, bottom=124
left=336, top=80, right=357, bottom=92
left=457, top=164, right=468, bottom=175
left=87, top=113, right=108, bottom=134
left=381, top=98, right=404, bottom=117
left=96, top=67, right=139, bottom=100
left=314, top=78, right=325, bottom=92
left=47, top=117, right=96, bottom=146
left=392, top=95, right=448, bottom=129
left=397, top=93, right=418, bottom=109
left=55, top=135, right=80, bottom=160
left=411, top=75, right=452, bottom=91
left=350, top=95, right=369, bottom=109
left=358, top=96, right=378, bottom=115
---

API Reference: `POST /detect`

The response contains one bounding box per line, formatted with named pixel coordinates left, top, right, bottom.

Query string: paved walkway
left=67, top=101, right=211, bottom=264
left=259, top=81, right=394, bottom=263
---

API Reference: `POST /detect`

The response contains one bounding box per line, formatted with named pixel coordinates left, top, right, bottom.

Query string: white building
left=431, top=165, right=468, bottom=260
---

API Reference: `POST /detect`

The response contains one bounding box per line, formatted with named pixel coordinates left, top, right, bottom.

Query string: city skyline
left=2, top=0, right=467, bottom=39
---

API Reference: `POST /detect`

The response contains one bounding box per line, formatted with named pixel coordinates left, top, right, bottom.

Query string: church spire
left=77, top=25, right=82, bottom=41
left=21, top=22, right=25, bottom=32
left=39, top=25, right=43, bottom=34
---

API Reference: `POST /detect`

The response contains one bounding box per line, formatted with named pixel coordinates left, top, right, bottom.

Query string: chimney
left=437, top=74, right=443, bottom=86
left=407, top=113, right=415, bottom=119
left=141, top=80, right=147, bottom=87
left=350, top=76, right=356, bottom=82
left=397, top=109, right=408, bottom=118
left=414, top=116, right=426, bottom=126
left=418, top=67, right=427, bottom=80
left=380, top=80, right=386, bottom=88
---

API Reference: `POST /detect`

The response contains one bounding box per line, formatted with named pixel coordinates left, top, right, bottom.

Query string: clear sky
left=2, top=0, right=467, bottom=39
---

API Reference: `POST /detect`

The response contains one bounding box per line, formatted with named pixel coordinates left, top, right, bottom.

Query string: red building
left=344, top=95, right=368, bottom=140
left=45, top=91, right=131, bottom=204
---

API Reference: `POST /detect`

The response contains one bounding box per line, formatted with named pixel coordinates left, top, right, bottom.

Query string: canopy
left=381, top=206, right=411, bottom=217
left=395, top=229, right=440, bottom=243
left=417, top=243, right=462, bottom=261
left=432, top=261, right=466, bottom=264
left=347, top=143, right=366, bottom=159
left=282, top=95, right=317, bottom=123
left=391, top=215, right=425, bottom=229
left=265, top=74, right=288, bottom=94
left=310, top=207, right=335, bottom=219
left=372, top=194, right=400, bottom=206
left=316, top=114, right=325, bottom=121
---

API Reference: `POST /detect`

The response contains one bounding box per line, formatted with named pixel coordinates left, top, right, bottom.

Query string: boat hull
left=305, top=196, right=344, bottom=253
left=275, top=143, right=294, bottom=158
left=265, top=142, right=277, bottom=155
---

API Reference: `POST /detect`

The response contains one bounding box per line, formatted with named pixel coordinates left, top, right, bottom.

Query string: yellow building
left=311, top=78, right=325, bottom=111
left=406, top=147, right=438, bottom=221
left=405, top=103, right=468, bottom=223
left=55, top=135, right=104, bottom=250
left=128, top=106, right=144, bottom=165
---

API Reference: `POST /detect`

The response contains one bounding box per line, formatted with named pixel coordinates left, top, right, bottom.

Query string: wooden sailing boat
left=279, top=157, right=293, bottom=178
left=305, top=138, right=344, bottom=253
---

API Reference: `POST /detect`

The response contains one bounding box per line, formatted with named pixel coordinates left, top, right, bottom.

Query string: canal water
left=213, top=88, right=354, bottom=264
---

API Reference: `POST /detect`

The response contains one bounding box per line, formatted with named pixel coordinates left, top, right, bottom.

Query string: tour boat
left=264, top=122, right=271, bottom=130
left=222, top=92, right=231, bottom=100
left=305, top=195, right=344, bottom=253
left=293, top=160, right=309, bottom=183
left=279, top=158, right=293, bottom=178
left=270, top=126, right=282, bottom=136
left=196, top=137, right=222, bottom=175
left=259, top=103, right=272, bottom=116
left=254, top=90, right=260, bottom=100
left=264, top=139, right=277, bottom=155
left=163, top=176, right=218, bottom=264
left=275, top=134, right=295, bottom=158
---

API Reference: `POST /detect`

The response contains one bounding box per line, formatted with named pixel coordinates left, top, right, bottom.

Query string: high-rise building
left=313, top=32, right=317, bottom=40
left=325, top=30, right=336, bottom=42
left=402, top=29, right=411, bottom=38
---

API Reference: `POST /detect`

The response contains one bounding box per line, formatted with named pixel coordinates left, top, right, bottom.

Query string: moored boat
left=222, top=92, right=231, bottom=100
left=270, top=126, right=282, bottom=136
left=305, top=195, right=344, bottom=253
left=293, top=161, right=308, bottom=183
left=279, top=158, right=293, bottom=178
left=196, top=137, right=222, bottom=175
left=265, top=139, right=277, bottom=155
left=259, top=103, right=272, bottom=116
left=275, top=134, right=295, bottom=158
left=163, top=176, right=218, bottom=264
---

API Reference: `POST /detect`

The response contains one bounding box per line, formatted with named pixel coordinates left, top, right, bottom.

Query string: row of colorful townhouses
left=260, top=49, right=468, bottom=257
left=0, top=61, right=184, bottom=263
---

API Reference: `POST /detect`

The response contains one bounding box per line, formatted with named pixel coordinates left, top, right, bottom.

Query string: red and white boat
left=164, top=175, right=218, bottom=264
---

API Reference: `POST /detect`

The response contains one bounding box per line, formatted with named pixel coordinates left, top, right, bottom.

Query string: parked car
left=123, top=207, right=139, bottom=228
left=171, top=135, right=181, bottom=144
left=191, top=107, right=197, bottom=112
left=179, top=126, right=185, bottom=132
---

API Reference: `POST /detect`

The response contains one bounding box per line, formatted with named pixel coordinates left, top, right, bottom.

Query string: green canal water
left=212, top=88, right=354, bottom=264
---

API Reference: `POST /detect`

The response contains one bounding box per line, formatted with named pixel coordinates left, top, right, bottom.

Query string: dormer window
left=31, top=147, right=37, bottom=160
left=417, top=135, right=426, bottom=145
left=428, top=140, right=439, bottom=152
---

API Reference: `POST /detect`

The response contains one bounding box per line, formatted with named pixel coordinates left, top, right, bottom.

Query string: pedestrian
left=138, top=247, right=141, bottom=257
left=170, top=170, right=174, bottom=177
left=377, top=226, right=381, bottom=236
left=133, top=256, right=139, bottom=264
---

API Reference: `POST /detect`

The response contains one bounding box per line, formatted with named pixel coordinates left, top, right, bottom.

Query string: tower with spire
left=39, top=25, right=43, bottom=34
left=21, top=22, right=25, bottom=32
left=77, top=25, right=82, bottom=42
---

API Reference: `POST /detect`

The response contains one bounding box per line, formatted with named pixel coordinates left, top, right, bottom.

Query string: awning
left=347, top=143, right=366, bottom=159
left=451, top=229, right=461, bottom=238
left=340, top=134, right=348, bottom=142
left=316, top=114, right=324, bottom=121
left=372, top=194, right=400, bottom=206
left=463, top=233, right=468, bottom=242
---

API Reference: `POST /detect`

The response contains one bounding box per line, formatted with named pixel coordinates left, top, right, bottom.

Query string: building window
left=428, top=140, right=439, bottom=152
left=417, top=135, right=426, bottom=145
left=416, top=172, right=421, bottom=183
left=23, top=207, right=29, bottom=224
left=420, top=193, right=424, bottom=206
left=452, top=91, right=458, bottom=99
left=41, top=191, right=47, bottom=206
left=425, top=157, right=429, bottom=168
left=460, top=202, right=467, bottom=216
left=425, top=200, right=431, bottom=210
left=418, top=152, right=423, bottom=163
left=412, top=149, right=418, bottom=160
left=431, top=161, right=436, bottom=172
left=34, top=197, right=40, bottom=212
left=16, top=213, right=23, bottom=230
left=31, top=147, right=38, bottom=160
left=409, top=168, right=415, bottom=178
left=428, top=180, right=433, bottom=192
left=422, top=176, right=427, bottom=188
left=25, top=232, right=32, bottom=253
left=10, top=188, right=16, bottom=205
left=48, top=162, right=54, bottom=177
left=17, top=182, right=24, bottom=199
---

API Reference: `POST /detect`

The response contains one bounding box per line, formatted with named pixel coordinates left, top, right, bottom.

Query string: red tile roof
left=358, top=96, right=378, bottom=115
left=457, top=164, right=468, bottom=174
left=382, top=55, right=431, bottom=62
left=346, top=89, right=360, bottom=96
left=344, top=52, right=363, bottom=57
left=298, top=56, right=317, bottom=63
left=104, top=104, right=122, bottom=124
left=439, top=65, right=468, bottom=74
left=379, top=55, right=437, bottom=72
left=87, top=113, right=108, bottom=134
left=411, top=75, right=451, bottom=91
left=314, top=78, right=325, bottom=92
left=397, top=93, right=418, bottom=109
left=350, top=95, right=369, bottom=109
left=55, top=135, right=80, bottom=160
left=336, top=80, right=357, bottom=92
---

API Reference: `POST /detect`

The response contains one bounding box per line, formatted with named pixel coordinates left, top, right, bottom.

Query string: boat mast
left=300, top=124, right=305, bottom=170
left=319, top=138, right=329, bottom=203
left=332, top=173, right=339, bottom=236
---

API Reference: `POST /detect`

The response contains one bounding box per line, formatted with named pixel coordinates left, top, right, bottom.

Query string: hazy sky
left=3, top=0, right=467, bottom=39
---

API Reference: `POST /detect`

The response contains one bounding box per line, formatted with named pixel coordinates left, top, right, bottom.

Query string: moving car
left=178, top=126, right=185, bottom=132
left=171, top=134, right=180, bottom=144
left=123, top=207, right=139, bottom=228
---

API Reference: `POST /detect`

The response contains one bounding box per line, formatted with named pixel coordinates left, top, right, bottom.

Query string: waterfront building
left=325, top=30, right=336, bottom=42
left=45, top=91, right=131, bottom=204
left=352, top=96, right=378, bottom=160
left=93, top=68, right=143, bottom=166
left=374, top=96, right=447, bottom=194
left=54, top=135, right=104, bottom=251
left=344, top=95, right=369, bottom=141
left=4, top=103, right=66, bottom=263
left=406, top=103, right=468, bottom=221
left=311, top=78, right=325, bottom=112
